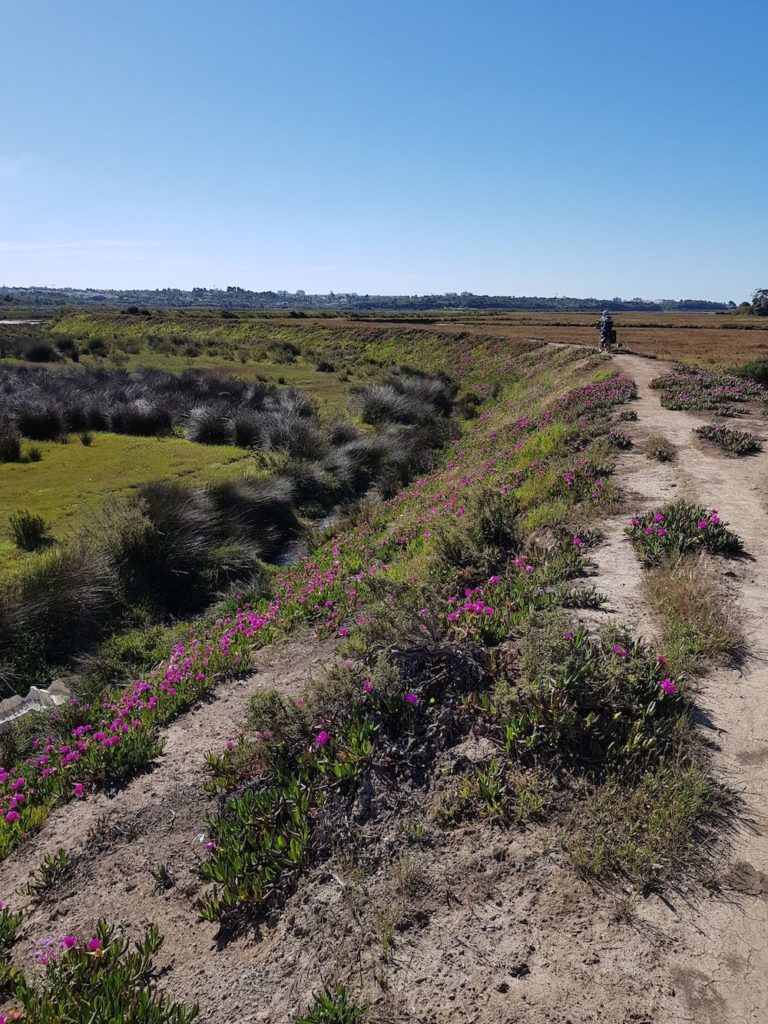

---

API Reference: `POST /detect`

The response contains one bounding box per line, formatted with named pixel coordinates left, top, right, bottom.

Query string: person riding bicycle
left=597, top=310, right=616, bottom=352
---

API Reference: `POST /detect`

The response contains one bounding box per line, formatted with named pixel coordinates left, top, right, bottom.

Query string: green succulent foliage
left=296, top=985, right=366, bottom=1024
left=11, top=921, right=199, bottom=1024
left=625, top=500, right=743, bottom=566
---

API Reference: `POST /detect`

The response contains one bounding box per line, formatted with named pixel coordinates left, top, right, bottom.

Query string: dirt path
left=603, top=353, right=768, bottom=1024
left=1, top=351, right=768, bottom=1022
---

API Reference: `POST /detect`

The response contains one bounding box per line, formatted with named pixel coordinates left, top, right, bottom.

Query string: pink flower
left=225, top=741, right=234, bottom=751
left=4, top=811, right=19, bottom=824
left=563, top=631, right=574, bottom=641
left=653, top=513, right=665, bottom=523
left=660, top=679, right=678, bottom=696
left=656, top=528, right=667, bottom=537
left=73, top=782, right=85, bottom=798
left=572, top=536, right=583, bottom=547
left=60, top=935, right=78, bottom=950
left=611, top=645, right=627, bottom=657
left=710, top=514, right=721, bottom=524
left=657, top=655, right=667, bottom=665
left=405, top=692, right=419, bottom=707
left=361, top=680, right=374, bottom=694
left=315, top=731, right=330, bottom=747
left=204, top=841, right=216, bottom=852
left=87, top=938, right=102, bottom=952
left=697, top=520, right=708, bottom=530
left=337, top=627, right=350, bottom=637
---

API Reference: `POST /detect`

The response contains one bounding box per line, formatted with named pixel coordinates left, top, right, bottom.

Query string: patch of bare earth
left=1, top=350, right=767, bottom=1022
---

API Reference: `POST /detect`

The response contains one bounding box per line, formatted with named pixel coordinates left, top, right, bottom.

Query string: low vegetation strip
left=0, top=344, right=737, bottom=1019
left=649, top=368, right=765, bottom=414
left=0, top=348, right=617, bottom=857
left=195, top=368, right=713, bottom=918
left=694, top=423, right=763, bottom=455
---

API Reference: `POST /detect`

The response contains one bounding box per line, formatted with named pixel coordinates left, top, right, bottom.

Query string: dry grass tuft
left=643, top=555, right=745, bottom=673
left=646, top=434, right=676, bottom=462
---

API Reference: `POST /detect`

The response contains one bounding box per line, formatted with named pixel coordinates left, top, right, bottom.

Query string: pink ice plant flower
left=315, top=731, right=330, bottom=747
left=660, top=679, right=678, bottom=696
left=405, top=692, right=419, bottom=707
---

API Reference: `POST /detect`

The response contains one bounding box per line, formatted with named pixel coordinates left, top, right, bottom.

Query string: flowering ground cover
left=625, top=501, right=743, bottom=566
left=649, top=369, right=765, bottom=415
left=0, top=338, right=735, bottom=1020
left=0, top=347, right=622, bottom=853
left=188, top=366, right=709, bottom=913
left=694, top=423, right=763, bottom=455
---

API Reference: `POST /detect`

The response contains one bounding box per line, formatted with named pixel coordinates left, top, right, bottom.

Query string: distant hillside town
left=0, top=285, right=735, bottom=314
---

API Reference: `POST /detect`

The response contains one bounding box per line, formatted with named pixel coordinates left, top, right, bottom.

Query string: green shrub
left=433, top=488, right=522, bottom=578
left=9, top=510, right=52, bottom=551
left=16, top=403, right=65, bottom=440
left=106, top=484, right=224, bottom=615
left=0, top=425, right=21, bottom=463
left=25, top=340, right=60, bottom=363
left=731, top=357, right=768, bottom=388
left=2, top=544, right=116, bottom=664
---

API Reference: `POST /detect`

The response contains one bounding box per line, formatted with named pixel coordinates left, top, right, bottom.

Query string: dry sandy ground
left=1, top=351, right=767, bottom=1023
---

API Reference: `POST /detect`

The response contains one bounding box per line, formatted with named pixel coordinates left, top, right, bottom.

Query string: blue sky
left=2, top=0, right=765, bottom=299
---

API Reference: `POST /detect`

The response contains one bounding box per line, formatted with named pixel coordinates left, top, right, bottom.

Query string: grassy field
left=39, top=308, right=768, bottom=371
left=0, top=433, right=260, bottom=576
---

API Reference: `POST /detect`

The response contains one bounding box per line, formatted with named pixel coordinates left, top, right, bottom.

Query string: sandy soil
left=1, top=351, right=767, bottom=1023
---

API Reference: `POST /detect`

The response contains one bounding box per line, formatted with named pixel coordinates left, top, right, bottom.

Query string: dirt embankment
left=0, top=351, right=766, bottom=1023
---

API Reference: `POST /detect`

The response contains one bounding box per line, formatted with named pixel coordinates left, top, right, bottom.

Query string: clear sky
left=2, top=0, right=765, bottom=300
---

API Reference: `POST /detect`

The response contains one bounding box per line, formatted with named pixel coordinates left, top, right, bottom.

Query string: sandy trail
left=0, top=350, right=767, bottom=1022
left=605, top=353, right=768, bottom=1024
